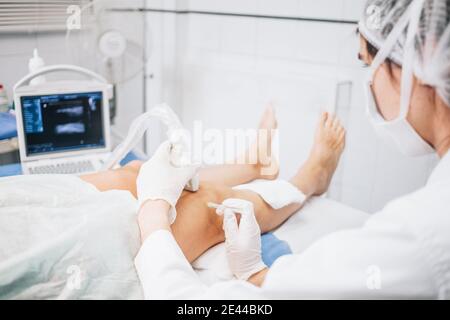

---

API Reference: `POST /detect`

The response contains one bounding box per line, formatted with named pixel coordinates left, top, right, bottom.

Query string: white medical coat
left=134, top=152, right=450, bottom=299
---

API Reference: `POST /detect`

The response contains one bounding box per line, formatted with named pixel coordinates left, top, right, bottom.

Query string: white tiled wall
left=0, top=1, right=437, bottom=213
left=144, top=0, right=439, bottom=213
left=0, top=33, right=101, bottom=108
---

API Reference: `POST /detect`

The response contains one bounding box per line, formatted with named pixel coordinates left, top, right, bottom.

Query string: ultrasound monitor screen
left=21, top=92, right=105, bottom=156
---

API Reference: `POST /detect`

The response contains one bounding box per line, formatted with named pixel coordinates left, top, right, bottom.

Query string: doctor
left=134, top=0, right=450, bottom=299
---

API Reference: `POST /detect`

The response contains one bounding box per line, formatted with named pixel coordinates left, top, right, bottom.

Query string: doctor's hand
left=136, top=140, right=199, bottom=224
left=218, top=199, right=268, bottom=282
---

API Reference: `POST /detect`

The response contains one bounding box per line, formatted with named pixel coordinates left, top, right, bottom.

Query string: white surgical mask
left=362, top=0, right=434, bottom=157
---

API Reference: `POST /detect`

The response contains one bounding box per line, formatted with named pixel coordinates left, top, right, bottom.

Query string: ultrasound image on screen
left=21, top=92, right=105, bottom=156
left=55, top=122, right=86, bottom=135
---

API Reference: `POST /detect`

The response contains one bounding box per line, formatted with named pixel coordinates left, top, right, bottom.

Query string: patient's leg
left=172, top=183, right=302, bottom=262
left=173, top=112, right=345, bottom=262
left=199, top=105, right=279, bottom=186
left=80, top=160, right=143, bottom=197
left=81, top=112, right=344, bottom=263
left=80, top=105, right=279, bottom=195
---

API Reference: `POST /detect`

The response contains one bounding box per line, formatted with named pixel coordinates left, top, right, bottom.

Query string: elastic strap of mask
left=399, top=0, right=425, bottom=118
left=368, top=5, right=413, bottom=74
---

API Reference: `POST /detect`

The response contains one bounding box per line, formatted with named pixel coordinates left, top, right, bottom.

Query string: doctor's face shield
left=358, top=0, right=450, bottom=156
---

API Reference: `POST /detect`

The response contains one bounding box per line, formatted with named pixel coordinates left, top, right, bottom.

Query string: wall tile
left=256, top=0, right=301, bottom=17
left=294, top=21, right=342, bottom=64
left=186, top=14, right=221, bottom=51
left=299, top=0, right=344, bottom=20
left=0, top=54, right=30, bottom=99
left=109, top=0, right=145, bottom=9
left=188, top=0, right=258, bottom=14
left=342, top=0, right=366, bottom=21
left=256, top=19, right=297, bottom=59
left=337, top=24, right=361, bottom=68
left=0, top=34, right=37, bottom=56
left=340, top=185, right=373, bottom=212
left=220, top=16, right=257, bottom=55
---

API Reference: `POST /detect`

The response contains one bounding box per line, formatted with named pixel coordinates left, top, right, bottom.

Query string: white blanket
left=0, top=175, right=143, bottom=299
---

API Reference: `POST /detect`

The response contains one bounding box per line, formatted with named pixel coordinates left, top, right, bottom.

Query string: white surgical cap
left=359, top=0, right=450, bottom=107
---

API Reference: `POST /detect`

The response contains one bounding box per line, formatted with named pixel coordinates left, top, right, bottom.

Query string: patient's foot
left=291, top=112, right=345, bottom=196
left=253, top=105, right=279, bottom=179
left=235, top=104, right=279, bottom=179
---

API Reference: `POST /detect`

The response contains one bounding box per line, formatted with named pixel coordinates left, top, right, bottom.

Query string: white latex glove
left=217, top=198, right=267, bottom=281
left=136, top=140, right=198, bottom=224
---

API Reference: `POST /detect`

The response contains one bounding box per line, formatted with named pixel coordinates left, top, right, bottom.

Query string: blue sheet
left=0, top=163, right=22, bottom=177
left=0, top=112, right=17, bottom=140
left=261, top=232, right=292, bottom=267
left=0, top=152, right=140, bottom=178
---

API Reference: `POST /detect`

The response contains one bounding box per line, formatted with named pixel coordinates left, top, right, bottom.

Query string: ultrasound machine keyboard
left=29, top=160, right=95, bottom=175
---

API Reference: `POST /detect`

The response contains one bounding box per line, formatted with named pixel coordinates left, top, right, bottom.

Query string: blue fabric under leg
left=261, top=233, right=292, bottom=267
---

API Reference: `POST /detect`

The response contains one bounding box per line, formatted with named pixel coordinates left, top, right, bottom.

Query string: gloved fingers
left=222, top=198, right=257, bottom=232
left=169, top=129, right=189, bottom=146
left=214, top=204, right=226, bottom=216
left=223, top=208, right=239, bottom=239
left=184, top=163, right=201, bottom=176
left=213, top=203, right=235, bottom=216
left=238, top=208, right=261, bottom=234
left=168, top=207, right=177, bottom=225
left=174, top=164, right=200, bottom=188
left=222, top=198, right=252, bottom=208
left=152, top=140, right=172, bottom=161
left=222, top=198, right=254, bottom=215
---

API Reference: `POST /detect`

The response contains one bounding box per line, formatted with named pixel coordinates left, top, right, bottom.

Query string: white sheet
left=193, top=196, right=369, bottom=284
left=0, top=175, right=143, bottom=299
left=0, top=175, right=369, bottom=299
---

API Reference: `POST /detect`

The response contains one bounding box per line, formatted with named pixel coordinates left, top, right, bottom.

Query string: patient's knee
left=176, top=182, right=229, bottom=238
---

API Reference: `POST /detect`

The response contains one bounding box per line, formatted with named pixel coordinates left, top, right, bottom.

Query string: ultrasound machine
left=14, top=65, right=113, bottom=175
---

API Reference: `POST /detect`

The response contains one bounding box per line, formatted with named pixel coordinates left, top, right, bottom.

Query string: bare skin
left=81, top=106, right=279, bottom=194
left=199, top=105, right=280, bottom=186
left=81, top=109, right=345, bottom=263
left=291, top=112, right=345, bottom=196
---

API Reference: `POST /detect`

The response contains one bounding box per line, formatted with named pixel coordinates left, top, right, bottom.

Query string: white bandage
left=233, top=180, right=306, bottom=210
